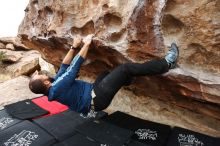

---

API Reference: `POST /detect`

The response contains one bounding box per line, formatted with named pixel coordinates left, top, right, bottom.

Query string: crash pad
left=102, top=111, right=171, bottom=146
left=5, top=99, right=48, bottom=119
left=75, top=119, right=133, bottom=146
left=166, top=127, right=218, bottom=146
left=0, top=120, right=56, bottom=146
left=0, top=109, right=22, bottom=132
left=34, top=110, right=107, bottom=141
left=32, top=96, right=68, bottom=117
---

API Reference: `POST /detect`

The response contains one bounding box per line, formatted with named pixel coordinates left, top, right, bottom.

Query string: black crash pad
left=166, top=127, right=218, bottom=146
left=53, top=134, right=101, bottom=146
left=75, top=119, right=133, bottom=146
left=126, top=140, right=150, bottom=146
left=0, top=109, right=22, bottom=132
left=0, top=120, right=56, bottom=146
left=102, top=111, right=171, bottom=146
left=5, top=99, right=48, bottom=119
left=34, top=110, right=107, bottom=141
left=214, top=138, right=220, bottom=145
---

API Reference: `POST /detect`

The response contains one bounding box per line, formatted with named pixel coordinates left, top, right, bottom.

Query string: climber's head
left=29, top=70, right=54, bottom=95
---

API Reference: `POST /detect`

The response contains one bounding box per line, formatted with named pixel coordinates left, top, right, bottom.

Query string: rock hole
left=104, top=13, right=122, bottom=32
left=71, top=21, right=95, bottom=36
left=109, top=29, right=126, bottom=42
left=161, top=14, right=185, bottom=35
left=32, top=0, right=39, bottom=10
left=38, top=10, right=42, bottom=15
left=44, top=33, right=47, bottom=38
left=43, top=6, right=53, bottom=23
left=48, top=30, right=57, bottom=37
left=32, top=0, right=38, bottom=4
left=81, top=21, right=95, bottom=36
left=102, top=4, right=109, bottom=10
left=186, top=43, right=207, bottom=64
left=164, top=0, right=176, bottom=12
left=44, top=6, right=53, bottom=15
left=32, top=0, right=38, bottom=7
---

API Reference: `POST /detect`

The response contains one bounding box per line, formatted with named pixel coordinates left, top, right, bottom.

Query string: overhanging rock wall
left=18, top=0, right=220, bottom=136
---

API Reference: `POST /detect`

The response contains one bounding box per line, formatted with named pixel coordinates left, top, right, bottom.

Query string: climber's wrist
left=70, top=45, right=77, bottom=50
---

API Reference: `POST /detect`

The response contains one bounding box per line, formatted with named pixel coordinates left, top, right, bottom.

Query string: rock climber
left=29, top=35, right=179, bottom=114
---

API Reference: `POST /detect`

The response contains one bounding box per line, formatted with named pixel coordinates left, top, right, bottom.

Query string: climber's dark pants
left=93, top=59, right=169, bottom=111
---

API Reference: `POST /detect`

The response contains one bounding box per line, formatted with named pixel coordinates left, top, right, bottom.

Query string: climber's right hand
left=72, top=35, right=82, bottom=48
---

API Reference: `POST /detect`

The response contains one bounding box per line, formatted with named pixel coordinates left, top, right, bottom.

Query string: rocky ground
left=0, top=37, right=54, bottom=108
left=0, top=37, right=39, bottom=82
left=0, top=76, right=42, bottom=110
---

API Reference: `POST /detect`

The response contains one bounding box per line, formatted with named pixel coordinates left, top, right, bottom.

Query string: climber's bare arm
left=62, top=35, right=82, bottom=65
left=78, top=35, right=93, bottom=59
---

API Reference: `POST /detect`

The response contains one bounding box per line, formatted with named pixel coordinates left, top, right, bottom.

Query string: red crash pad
left=32, top=96, right=68, bottom=117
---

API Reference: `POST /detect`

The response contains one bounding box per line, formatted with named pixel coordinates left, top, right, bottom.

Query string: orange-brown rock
left=18, top=0, right=220, bottom=136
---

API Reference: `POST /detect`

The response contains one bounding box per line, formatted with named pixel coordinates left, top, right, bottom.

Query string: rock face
left=0, top=37, right=29, bottom=50
left=0, top=50, right=40, bottom=82
left=0, top=37, right=41, bottom=82
left=0, top=37, right=55, bottom=82
left=18, top=0, right=220, bottom=136
left=5, top=50, right=40, bottom=77
left=0, top=76, right=42, bottom=109
left=1, top=49, right=22, bottom=63
left=0, top=43, right=5, bottom=49
left=5, top=44, right=15, bottom=50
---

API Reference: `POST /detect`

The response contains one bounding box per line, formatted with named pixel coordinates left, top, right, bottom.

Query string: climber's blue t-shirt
left=47, top=54, right=93, bottom=114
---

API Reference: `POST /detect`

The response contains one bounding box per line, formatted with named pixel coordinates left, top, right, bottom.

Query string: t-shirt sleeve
left=52, top=54, right=85, bottom=91
left=54, top=64, right=70, bottom=80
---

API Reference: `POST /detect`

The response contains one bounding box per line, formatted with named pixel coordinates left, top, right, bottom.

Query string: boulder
left=5, top=50, right=40, bottom=77
left=0, top=37, right=29, bottom=50
left=0, top=76, right=42, bottom=108
left=0, top=50, right=40, bottom=81
left=0, top=49, right=22, bottom=63
left=0, top=42, right=5, bottom=49
left=5, top=43, right=15, bottom=50
left=39, top=57, right=56, bottom=75
left=18, top=0, right=220, bottom=136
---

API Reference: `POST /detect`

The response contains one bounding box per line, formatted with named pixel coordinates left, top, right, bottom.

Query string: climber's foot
left=165, top=42, right=179, bottom=69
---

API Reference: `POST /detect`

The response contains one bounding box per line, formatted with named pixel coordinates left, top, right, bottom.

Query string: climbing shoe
left=165, top=42, right=179, bottom=69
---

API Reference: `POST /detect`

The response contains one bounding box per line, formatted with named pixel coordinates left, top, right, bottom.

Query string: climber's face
left=32, top=70, right=54, bottom=83
left=32, top=71, right=51, bottom=83
left=29, top=70, right=54, bottom=94
left=33, top=74, right=49, bottom=83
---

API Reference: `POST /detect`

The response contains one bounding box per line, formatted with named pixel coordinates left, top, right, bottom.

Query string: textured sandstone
left=5, top=50, right=40, bottom=77
left=1, top=49, right=22, bottom=63
left=0, top=43, right=5, bottom=49
left=5, top=43, right=15, bottom=50
left=0, top=76, right=42, bottom=108
left=18, top=0, right=220, bottom=136
left=0, top=50, right=40, bottom=82
left=0, top=37, right=29, bottom=50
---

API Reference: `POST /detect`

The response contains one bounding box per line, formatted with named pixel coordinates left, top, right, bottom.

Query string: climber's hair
left=29, top=77, right=48, bottom=95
